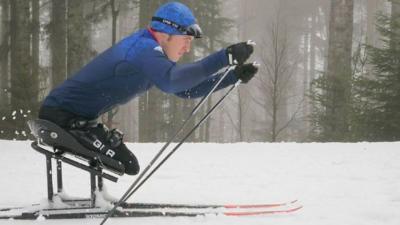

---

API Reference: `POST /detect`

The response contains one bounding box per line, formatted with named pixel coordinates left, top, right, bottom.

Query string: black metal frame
left=31, top=142, right=119, bottom=207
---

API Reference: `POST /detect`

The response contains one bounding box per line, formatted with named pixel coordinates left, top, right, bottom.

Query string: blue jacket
left=43, top=29, right=238, bottom=119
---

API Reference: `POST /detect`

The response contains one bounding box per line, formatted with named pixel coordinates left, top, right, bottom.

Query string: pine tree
left=310, top=0, right=354, bottom=141
left=354, top=7, right=400, bottom=141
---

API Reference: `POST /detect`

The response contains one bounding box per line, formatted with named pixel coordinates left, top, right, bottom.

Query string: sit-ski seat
left=28, top=119, right=125, bottom=205
left=28, top=119, right=125, bottom=174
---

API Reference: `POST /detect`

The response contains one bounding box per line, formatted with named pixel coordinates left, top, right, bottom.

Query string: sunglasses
left=152, top=16, right=203, bottom=38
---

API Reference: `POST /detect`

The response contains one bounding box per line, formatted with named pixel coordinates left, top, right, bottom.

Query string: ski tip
left=223, top=205, right=303, bottom=217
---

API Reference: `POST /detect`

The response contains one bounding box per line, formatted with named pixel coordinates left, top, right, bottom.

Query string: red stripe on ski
left=223, top=205, right=303, bottom=216
left=223, top=200, right=298, bottom=209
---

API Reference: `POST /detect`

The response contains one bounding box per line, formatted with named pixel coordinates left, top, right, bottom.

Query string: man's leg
left=70, top=124, right=140, bottom=175
left=39, top=106, right=140, bottom=175
left=113, top=143, right=140, bottom=175
left=38, top=106, right=78, bottom=127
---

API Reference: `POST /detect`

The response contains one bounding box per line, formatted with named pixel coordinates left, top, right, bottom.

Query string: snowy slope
left=0, top=140, right=399, bottom=225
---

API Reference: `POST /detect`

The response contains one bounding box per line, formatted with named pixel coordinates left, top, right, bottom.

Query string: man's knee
left=124, top=151, right=140, bottom=175
left=125, top=161, right=140, bottom=175
left=115, top=144, right=140, bottom=175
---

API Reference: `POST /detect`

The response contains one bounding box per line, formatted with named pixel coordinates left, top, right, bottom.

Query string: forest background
left=0, top=0, right=399, bottom=143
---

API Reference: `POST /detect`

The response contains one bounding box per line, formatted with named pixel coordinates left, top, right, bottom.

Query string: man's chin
left=170, top=56, right=182, bottom=62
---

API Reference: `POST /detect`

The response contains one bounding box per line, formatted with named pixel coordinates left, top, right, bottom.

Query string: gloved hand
left=226, top=40, right=255, bottom=65
left=234, top=62, right=259, bottom=83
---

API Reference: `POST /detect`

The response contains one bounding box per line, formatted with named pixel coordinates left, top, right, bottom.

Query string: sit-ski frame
left=31, top=141, right=120, bottom=208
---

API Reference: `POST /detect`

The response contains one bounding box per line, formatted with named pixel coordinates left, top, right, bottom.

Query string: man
left=38, top=2, right=258, bottom=175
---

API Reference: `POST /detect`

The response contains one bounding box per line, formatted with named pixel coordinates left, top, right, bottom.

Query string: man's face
left=160, top=35, right=194, bottom=62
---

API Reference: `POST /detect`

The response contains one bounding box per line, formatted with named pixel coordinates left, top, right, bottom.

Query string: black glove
left=234, top=63, right=258, bottom=83
left=226, top=41, right=255, bottom=65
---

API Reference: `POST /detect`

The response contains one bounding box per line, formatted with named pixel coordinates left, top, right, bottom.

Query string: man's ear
left=166, top=34, right=173, bottom=41
left=153, top=31, right=169, bottom=42
left=157, top=32, right=171, bottom=41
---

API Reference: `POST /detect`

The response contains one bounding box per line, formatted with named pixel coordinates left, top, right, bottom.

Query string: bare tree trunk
left=10, top=0, right=38, bottom=139
left=391, top=0, right=400, bottom=49
left=138, top=0, right=150, bottom=142
left=309, top=6, right=317, bottom=82
left=270, top=16, right=285, bottom=142
left=31, top=0, right=39, bottom=91
left=67, top=0, right=91, bottom=76
left=104, top=0, right=120, bottom=129
left=306, top=8, right=317, bottom=137
left=50, top=0, right=67, bottom=88
left=0, top=0, right=10, bottom=107
left=204, top=38, right=215, bottom=142
left=325, top=0, right=354, bottom=141
left=366, top=0, right=382, bottom=47
left=237, top=0, right=250, bottom=142
left=111, top=0, right=119, bottom=46
left=237, top=89, right=244, bottom=141
left=257, top=10, right=301, bottom=142
left=302, top=16, right=310, bottom=138
left=393, top=0, right=400, bottom=18
left=138, top=0, right=162, bottom=142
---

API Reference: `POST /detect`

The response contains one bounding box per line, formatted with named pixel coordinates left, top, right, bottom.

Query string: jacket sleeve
left=174, top=70, right=238, bottom=99
left=134, top=48, right=229, bottom=93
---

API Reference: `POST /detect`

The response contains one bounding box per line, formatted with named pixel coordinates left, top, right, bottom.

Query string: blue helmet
left=150, top=2, right=203, bottom=38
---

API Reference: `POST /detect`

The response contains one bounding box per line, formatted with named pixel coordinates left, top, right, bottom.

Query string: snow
left=1, top=140, right=400, bottom=225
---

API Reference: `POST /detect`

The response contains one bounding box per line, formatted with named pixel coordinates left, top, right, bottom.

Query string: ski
left=120, top=199, right=299, bottom=209
left=223, top=206, right=303, bottom=216
left=0, top=199, right=299, bottom=213
left=0, top=204, right=302, bottom=220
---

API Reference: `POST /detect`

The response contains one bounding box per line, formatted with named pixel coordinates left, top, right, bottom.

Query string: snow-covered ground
left=1, top=140, right=400, bottom=225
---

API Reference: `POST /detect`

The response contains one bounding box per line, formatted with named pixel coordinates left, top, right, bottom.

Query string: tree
left=67, top=0, right=92, bottom=76
left=101, top=0, right=121, bottom=129
left=352, top=1, right=400, bottom=141
left=49, top=0, right=67, bottom=88
left=310, top=0, right=354, bottom=141
left=137, top=0, right=164, bottom=142
left=32, top=0, right=40, bottom=94
left=192, top=0, right=233, bottom=141
left=0, top=0, right=10, bottom=108
left=255, top=14, right=303, bottom=142
left=6, top=0, right=39, bottom=139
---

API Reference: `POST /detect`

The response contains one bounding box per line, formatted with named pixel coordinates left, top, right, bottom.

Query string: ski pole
left=122, top=68, right=237, bottom=202
left=190, top=66, right=235, bottom=115
left=122, top=61, right=261, bottom=202
left=100, top=66, right=235, bottom=225
left=122, top=80, right=241, bottom=203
